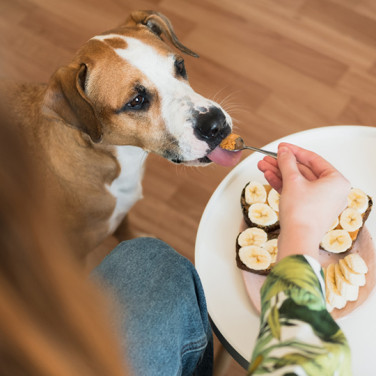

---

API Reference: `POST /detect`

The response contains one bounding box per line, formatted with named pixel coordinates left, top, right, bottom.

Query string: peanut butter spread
left=220, top=133, right=240, bottom=151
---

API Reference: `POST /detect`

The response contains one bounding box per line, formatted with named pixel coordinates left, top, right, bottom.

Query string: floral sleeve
left=248, top=255, right=352, bottom=376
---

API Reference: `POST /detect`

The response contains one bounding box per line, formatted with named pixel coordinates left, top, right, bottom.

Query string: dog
left=0, top=10, right=235, bottom=261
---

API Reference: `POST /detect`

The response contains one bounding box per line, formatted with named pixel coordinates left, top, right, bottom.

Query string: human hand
left=258, top=143, right=351, bottom=260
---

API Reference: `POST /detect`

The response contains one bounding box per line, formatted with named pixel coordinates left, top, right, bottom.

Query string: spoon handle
left=243, top=146, right=278, bottom=159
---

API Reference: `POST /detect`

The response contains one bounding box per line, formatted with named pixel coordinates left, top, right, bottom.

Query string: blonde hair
left=0, top=107, right=129, bottom=375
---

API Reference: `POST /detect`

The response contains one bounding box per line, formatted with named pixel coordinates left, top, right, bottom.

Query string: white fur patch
left=106, top=146, right=147, bottom=233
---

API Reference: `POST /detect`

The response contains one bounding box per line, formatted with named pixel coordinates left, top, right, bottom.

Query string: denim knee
left=92, top=237, right=213, bottom=376
left=96, top=237, right=198, bottom=284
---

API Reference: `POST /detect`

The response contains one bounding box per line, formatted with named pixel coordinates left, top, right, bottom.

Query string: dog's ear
left=126, top=10, right=199, bottom=58
left=43, top=63, right=103, bottom=143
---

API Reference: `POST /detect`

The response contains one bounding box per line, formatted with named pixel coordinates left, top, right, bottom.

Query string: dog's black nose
left=194, top=107, right=231, bottom=146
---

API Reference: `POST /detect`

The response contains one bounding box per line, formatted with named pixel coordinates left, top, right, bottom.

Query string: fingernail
left=278, top=147, right=289, bottom=156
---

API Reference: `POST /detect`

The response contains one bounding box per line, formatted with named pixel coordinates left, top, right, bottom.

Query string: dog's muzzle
left=169, top=106, right=239, bottom=166
left=193, top=106, right=231, bottom=149
left=192, top=106, right=242, bottom=167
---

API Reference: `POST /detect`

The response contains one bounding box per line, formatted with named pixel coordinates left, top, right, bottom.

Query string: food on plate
left=237, top=246, right=272, bottom=275
left=236, top=181, right=372, bottom=281
left=240, top=181, right=372, bottom=254
left=248, top=203, right=278, bottom=228
left=236, top=228, right=278, bottom=274
left=244, top=181, right=268, bottom=204
left=325, top=263, right=347, bottom=310
left=324, top=253, right=368, bottom=312
left=334, top=263, right=358, bottom=302
left=237, top=227, right=268, bottom=247
left=219, top=133, right=241, bottom=151
left=267, top=188, right=280, bottom=212
left=345, top=253, right=368, bottom=274
left=262, top=238, right=278, bottom=263
left=338, top=259, right=366, bottom=286
left=240, top=182, right=280, bottom=232
left=328, top=217, right=339, bottom=231
left=321, top=230, right=353, bottom=254
left=347, top=188, right=370, bottom=213
left=320, top=188, right=372, bottom=253
left=339, top=208, right=362, bottom=232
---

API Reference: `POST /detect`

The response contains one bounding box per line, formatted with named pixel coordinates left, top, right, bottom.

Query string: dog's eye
left=128, top=95, right=144, bottom=108
left=116, top=86, right=150, bottom=114
left=126, top=94, right=148, bottom=111
left=175, top=59, right=187, bottom=78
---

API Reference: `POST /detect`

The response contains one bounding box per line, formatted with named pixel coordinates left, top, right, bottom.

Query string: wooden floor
left=2, top=0, right=376, bottom=374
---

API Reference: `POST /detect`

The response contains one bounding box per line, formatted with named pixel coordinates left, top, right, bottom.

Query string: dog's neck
left=106, top=145, right=147, bottom=233
left=42, top=107, right=148, bottom=243
left=3, top=82, right=148, bottom=253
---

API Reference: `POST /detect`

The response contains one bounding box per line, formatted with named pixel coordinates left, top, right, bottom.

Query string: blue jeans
left=92, top=237, right=213, bottom=376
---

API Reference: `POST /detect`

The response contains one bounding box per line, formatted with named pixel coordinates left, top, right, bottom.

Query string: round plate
left=195, top=126, right=376, bottom=375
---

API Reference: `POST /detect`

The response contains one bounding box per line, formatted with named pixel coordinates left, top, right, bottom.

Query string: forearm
left=248, top=255, right=351, bottom=376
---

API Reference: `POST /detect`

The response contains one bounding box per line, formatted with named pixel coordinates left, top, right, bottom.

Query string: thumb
left=277, top=146, right=300, bottom=182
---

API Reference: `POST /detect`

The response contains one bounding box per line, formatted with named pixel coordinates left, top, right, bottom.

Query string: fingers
left=297, top=163, right=317, bottom=181
left=258, top=143, right=336, bottom=190
left=264, top=170, right=282, bottom=193
left=279, top=143, right=336, bottom=178
left=258, top=158, right=281, bottom=179
left=259, top=147, right=300, bottom=192
left=259, top=152, right=316, bottom=182
left=276, top=146, right=300, bottom=183
left=263, top=156, right=278, bottom=168
left=258, top=159, right=282, bottom=192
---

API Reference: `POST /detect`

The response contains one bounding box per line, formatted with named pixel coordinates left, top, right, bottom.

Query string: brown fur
left=0, top=11, right=199, bottom=260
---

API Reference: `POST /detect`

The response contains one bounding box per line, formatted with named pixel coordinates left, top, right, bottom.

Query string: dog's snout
left=194, top=107, right=230, bottom=143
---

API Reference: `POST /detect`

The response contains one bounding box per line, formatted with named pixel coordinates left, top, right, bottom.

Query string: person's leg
left=91, top=237, right=213, bottom=376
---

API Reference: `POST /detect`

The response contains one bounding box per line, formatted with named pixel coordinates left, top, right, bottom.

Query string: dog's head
left=44, top=10, right=233, bottom=166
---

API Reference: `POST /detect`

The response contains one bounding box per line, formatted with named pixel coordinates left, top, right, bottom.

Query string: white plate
left=195, top=126, right=376, bottom=375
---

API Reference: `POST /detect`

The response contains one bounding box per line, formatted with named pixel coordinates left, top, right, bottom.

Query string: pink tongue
left=207, top=146, right=242, bottom=167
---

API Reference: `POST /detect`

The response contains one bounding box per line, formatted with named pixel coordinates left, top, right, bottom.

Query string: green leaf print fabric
left=248, top=255, right=351, bottom=376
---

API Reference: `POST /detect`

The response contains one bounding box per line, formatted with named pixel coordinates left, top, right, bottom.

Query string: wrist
left=277, top=224, right=322, bottom=261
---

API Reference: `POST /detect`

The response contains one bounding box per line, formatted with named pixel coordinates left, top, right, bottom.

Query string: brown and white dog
left=1, top=10, right=238, bottom=261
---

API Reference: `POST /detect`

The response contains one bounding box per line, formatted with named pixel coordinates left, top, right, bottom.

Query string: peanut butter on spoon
left=220, top=134, right=278, bottom=159
left=219, top=133, right=241, bottom=151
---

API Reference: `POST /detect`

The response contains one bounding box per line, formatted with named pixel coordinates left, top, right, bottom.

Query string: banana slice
left=347, top=188, right=369, bottom=214
left=248, top=203, right=278, bottom=227
left=244, top=182, right=267, bottom=205
left=339, top=259, right=366, bottom=286
left=344, top=253, right=368, bottom=274
left=267, top=189, right=280, bottom=212
left=328, top=217, right=339, bottom=231
left=339, top=208, right=362, bottom=232
left=238, top=245, right=272, bottom=272
left=262, top=238, right=278, bottom=263
left=325, top=264, right=347, bottom=309
left=334, top=263, right=359, bottom=301
left=238, top=227, right=268, bottom=247
left=321, top=230, right=352, bottom=253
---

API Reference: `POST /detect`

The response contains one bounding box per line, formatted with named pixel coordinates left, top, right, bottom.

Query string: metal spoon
left=232, top=136, right=278, bottom=159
